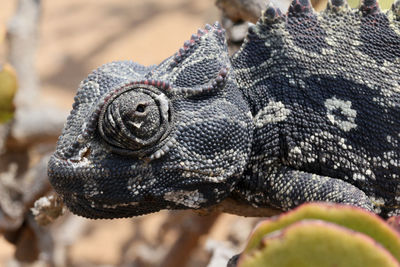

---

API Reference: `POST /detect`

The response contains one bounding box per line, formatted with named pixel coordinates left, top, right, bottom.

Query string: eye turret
left=98, top=85, right=172, bottom=156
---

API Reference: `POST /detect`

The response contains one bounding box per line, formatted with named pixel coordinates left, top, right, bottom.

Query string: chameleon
left=48, top=0, right=400, bottom=219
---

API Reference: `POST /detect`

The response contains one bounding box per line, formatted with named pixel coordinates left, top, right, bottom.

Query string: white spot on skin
left=66, top=146, right=92, bottom=167
left=370, top=196, right=385, bottom=214
left=149, top=140, right=174, bottom=160
left=164, top=190, right=207, bottom=208
left=78, top=146, right=90, bottom=159
left=292, top=146, right=302, bottom=155
left=325, top=96, right=357, bottom=132
left=254, top=100, right=291, bottom=128
left=102, top=202, right=139, bottom=209
left=353, top=173, right=366, bottom=181
left=155, top=93, right=170, bottom=122
left=383, top=150, right=400, bottom=167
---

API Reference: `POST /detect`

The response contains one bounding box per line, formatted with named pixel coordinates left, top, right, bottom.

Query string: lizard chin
left=63, top=193, right=164, bottom=219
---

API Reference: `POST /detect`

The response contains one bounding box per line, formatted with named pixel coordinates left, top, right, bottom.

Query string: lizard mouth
left=61, top=192, right=162, bottom=219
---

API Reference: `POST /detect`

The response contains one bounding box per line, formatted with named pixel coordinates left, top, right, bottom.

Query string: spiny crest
left=234, top=0, right=400, bottom=92
left=169, top=21, right=226, bottom=68
left=258, top=0, right=398, bottom=28
left=247, top=0, right=400, bottom=59
left=149, top=21, right=231, bottom=96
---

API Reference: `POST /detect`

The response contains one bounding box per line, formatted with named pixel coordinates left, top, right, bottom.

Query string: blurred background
left=0, top=0, right=395, bottom=266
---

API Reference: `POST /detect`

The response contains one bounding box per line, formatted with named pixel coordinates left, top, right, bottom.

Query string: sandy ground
left=0, top=1, right=249, bottom=266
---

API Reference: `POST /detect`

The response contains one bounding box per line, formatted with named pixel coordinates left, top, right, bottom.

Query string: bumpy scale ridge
left=170, top=22, right=226, bottom=68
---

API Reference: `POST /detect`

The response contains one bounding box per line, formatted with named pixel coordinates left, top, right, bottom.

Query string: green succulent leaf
left=347, top=0, right=394, bottom=9
left=0, top=63, right=18, bottom=124
left=244, top=203, right=400, bottom=263
left=239, top=220, right=400, bottom=267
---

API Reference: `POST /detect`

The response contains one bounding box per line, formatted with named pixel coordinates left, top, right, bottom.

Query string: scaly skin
left=48, top=0, right=400, bottom=219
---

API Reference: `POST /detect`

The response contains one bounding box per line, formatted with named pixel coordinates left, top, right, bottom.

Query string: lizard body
left=48, top=0, right=400, bottom=218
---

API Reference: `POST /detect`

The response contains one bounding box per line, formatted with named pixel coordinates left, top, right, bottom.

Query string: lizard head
left=48, top=22, right=254, bottom=219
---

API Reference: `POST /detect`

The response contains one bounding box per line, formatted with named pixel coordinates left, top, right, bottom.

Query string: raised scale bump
left=288, top=0, right=315, bottom=16
left=360, top=0, right=381, bottom=15
left=261, top=3, right=284, bottom=23
left=132, top=79, right=171, bottom=91
left=326, top=0, right=350, bottom=12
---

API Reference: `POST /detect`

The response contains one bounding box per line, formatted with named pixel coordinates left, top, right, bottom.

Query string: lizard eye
left=98, top=86, right=172, bottom=156
left=135, top=104, right=146, bottom=113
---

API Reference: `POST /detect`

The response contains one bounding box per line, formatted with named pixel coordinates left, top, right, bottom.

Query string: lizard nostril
left=81, top=147, right=91, bottom=158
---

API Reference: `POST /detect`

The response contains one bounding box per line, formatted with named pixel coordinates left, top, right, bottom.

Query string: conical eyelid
left=78, top=80, right=171, bottom=144
left=98, top=87, right=173, bottom=156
